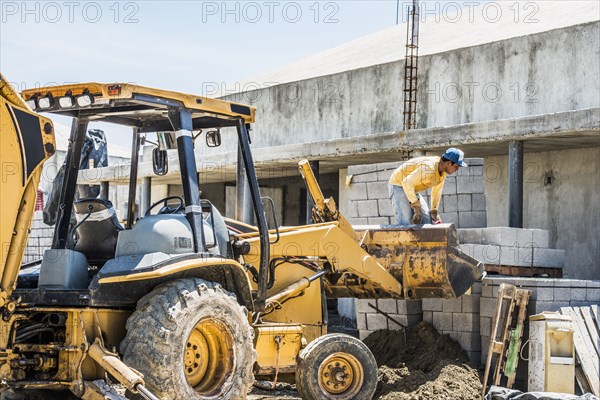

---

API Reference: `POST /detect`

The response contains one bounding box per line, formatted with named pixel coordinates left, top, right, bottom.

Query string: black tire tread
left=296, top=333, right=378, bottom=400
left=120, top=278, right=256, bottom=400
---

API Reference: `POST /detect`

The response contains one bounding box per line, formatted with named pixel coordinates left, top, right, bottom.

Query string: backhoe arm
left=298, top=160, right=358, bottom=241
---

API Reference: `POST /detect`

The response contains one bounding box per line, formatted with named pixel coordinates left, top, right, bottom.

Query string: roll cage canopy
left=21, top=82, right=255, bottom=131
left=21, top=82, right=271, bottom=311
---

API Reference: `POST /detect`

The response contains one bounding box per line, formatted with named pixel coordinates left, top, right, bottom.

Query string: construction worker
left=388, top=148, right=467, bottom=225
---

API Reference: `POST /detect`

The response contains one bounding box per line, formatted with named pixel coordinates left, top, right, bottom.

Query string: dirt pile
left=363, top=321, right=482, bottom=400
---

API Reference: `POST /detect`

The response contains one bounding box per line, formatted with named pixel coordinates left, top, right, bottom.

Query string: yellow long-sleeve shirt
left=389, top=156, right=446, bottom=211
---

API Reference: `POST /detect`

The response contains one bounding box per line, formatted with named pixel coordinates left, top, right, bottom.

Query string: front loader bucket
left=356, top=223, right=484, bottom=299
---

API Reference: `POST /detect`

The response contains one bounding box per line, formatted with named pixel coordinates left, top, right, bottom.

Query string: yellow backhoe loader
left=0, top=75, right=484, bottom=400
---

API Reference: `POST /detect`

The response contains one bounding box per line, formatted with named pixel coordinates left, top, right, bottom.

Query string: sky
left=0, top=0, right=498, bottom=149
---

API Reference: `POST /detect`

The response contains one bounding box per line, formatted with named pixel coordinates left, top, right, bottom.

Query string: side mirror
left=157, top=131, right=177, bottom=150
left=152, top=148, right=168, bottom=176
left=206, top=130, right=221, bottom=147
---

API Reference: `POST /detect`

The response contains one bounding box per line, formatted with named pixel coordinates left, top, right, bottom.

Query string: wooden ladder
left=482, top=283, right=531, bottom=396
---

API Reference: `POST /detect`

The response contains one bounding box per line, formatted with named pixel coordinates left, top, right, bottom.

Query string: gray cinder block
left=531, top=229, right=550, bottom=248
left=422, top=298, right=443, bottom=312
left=442, top=298, right=463, bottom=313
left=453, top=314, right=479, bottom=332
left=376, top=161, right=402, bottom=171
left=368, top=217, right=391, bottom=225
left=532, top=248, right=565, bottom=268
left=472, top=193, right=487, bottom=211
left=376, top=299, right=398, bottom=314
left=377, top=199, right=394, bottom=217
left=432, top=312, right=453, bottom=332
left=459, top=211, right=487, bottom=228
left=356, top=313, right=367, bottom=330
left=349, top=217, right=368, bottom=225
left=353, top=171, right=380, bottom=184
left=348, top=182, right=368, bottom=201
left=533, top=301, right=570, bottom=313
left=444, top=180, right=457, bottom=195
left=348, top=164, right=378, bottom=176
left=458, top=228, right=483, bottom=244
left=442, top=195, right=458, bottom=213
left=397, top=299, right=423, bottom=314
left=461, top=295, right=481, bottom=313
left=440, top=212, right=459, bottom=225
left=357, top=200, right=379, bottom=218
left=355, top=299, right=376, bottom=313
left=423, top=311, right=433, bottom=323
left=366, top=313, right=388, bottom=331
left=367, top=181, right=390, bottom=200
left=479, top=298, right=499, bottom=318
left=460, top=243, right=500, bottom=265
left=500, top=244, right=531, bottom=267
left=456, top=176, right=485, bottom=194
left=458, top=194, right=472, bottom=212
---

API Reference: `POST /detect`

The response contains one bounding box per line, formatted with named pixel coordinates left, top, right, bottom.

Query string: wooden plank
left=561, top=307, right=600, bottom=396
left=592, top=305, right=599, bottom=330
left=580, top=307, right=600, bottom=356
left=575, top=366, right=592, bottom=394
left=484, top=265, right=562, bottom=278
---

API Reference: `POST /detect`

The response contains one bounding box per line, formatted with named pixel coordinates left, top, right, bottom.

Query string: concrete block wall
left=356, top=298, right=423, bottom=341
left=422, top=284, right=483, bottom=364
left=23, top=211, right=54, bottom=263
left=347, top=158, right=486, bottom=228
left=458, top=227, right=565, bottom=268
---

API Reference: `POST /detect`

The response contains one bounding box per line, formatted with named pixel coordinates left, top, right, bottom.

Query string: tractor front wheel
left=295, top=333, right=378, bottom=400
left=120, top=278, right=256, bottom=399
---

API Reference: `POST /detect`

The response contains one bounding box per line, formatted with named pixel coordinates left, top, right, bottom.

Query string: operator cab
left=17, top=83, right=269, bottom=309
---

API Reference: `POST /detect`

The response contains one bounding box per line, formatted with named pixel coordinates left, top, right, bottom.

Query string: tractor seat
left=73, top=198, right=123, bottom=265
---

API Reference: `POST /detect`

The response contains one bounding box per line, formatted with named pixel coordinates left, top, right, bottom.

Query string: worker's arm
left=430, top=179, right=445, bottom=211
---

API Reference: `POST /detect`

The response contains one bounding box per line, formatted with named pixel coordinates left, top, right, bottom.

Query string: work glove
left=430, top=209, right=442, bottom=224
left=410, top=201, right=422, bottom=224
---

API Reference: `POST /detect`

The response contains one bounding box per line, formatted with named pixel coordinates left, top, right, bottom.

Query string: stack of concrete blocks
left=458, top=227, right=565, bottom=269
left=23, top=211, right=54, bottom=263
left=422, top=284, right=483, bottom=364
left=355, top=298, right=423, bottom=340
left=346, top=158, right=486, bottom=228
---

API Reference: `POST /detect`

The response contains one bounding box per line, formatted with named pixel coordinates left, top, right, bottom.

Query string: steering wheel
left=145, top=196, right=184, bottom=216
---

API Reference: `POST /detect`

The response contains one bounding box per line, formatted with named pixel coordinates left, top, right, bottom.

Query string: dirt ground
left=364, top=321, right=482, bottom=400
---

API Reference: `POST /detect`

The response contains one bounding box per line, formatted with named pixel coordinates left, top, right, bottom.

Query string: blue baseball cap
left=441, top=148, right=467, bottom=167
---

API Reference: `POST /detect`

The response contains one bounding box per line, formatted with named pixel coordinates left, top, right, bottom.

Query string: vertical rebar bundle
left=403, top=0, right=420, bottom=131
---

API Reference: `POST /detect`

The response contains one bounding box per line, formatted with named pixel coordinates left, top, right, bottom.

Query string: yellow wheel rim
left=317, top=352, right=364, bottom=398
left=184, top=318, right=234, bottom=396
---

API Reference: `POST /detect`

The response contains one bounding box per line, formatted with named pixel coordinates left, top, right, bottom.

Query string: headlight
left=58, top=96, right=74, bottom=108
left=76, top=94, right=94, bottom=107
left=25, top=99, right=37, bottom=110
left=38, top=96, right=54, bottom=109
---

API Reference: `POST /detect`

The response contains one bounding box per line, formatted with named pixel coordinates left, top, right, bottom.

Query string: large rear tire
left=120, top=278, right=256, bottom=400
left=295, top=334, right=378, bottom=400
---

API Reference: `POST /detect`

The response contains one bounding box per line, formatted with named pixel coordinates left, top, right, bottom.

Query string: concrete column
left=100, top=181, right=109, bottom=200
left=508, top=141, right=524, bottom=228
left=236, top=145, right=253, bottom=224
left=140, top=177, right=151, bottom=216
left=306, top=160, right=319, bottom=225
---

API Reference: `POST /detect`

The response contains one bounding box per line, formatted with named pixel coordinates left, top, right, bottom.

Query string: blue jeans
left=388, top=184, right=431, bottom=226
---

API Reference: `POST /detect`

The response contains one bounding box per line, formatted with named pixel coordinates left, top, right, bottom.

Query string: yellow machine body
left=0, top=75, right=55, bottom=309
